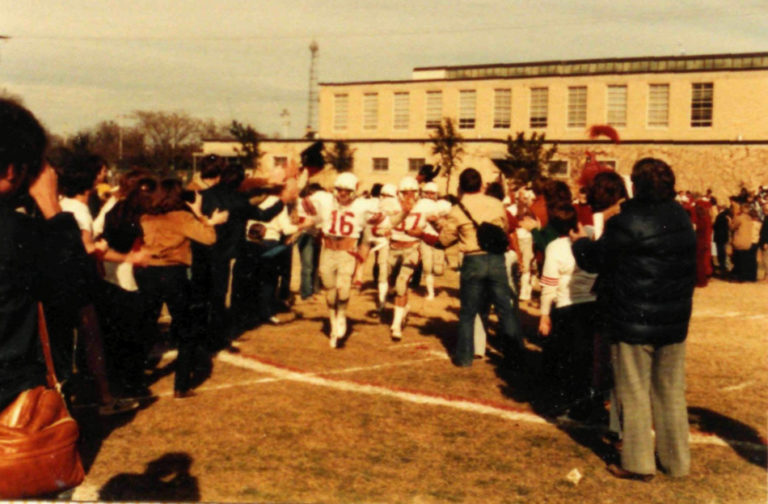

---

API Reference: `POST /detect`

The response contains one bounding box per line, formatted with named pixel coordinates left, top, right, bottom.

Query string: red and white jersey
left=390, top=198, right=438, bottom=243
left=311, top=193, right=378, bottom=239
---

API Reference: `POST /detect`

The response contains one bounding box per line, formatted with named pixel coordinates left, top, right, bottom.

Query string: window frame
left=529, top=87, right=548, bottom=129
left=458, top=89, right=477, bottom=129
left=408, top=158, right=425, bottom=173
left=493, top=88, right=512, bottom=129
left=606, top=85, right=627, bottom=128
left=690, top=82, right=713, bottom=128
left=393, top=91, right=410, bottom=130
left=333, top=93, right=349, bottom=131
left=567, top=86, right=587, bottom=129
left=372, top=157, right=389, bottom=172
left=647, top=83, right=670, bottom=128
left=425, top=90, right=443, bottom=129
left=362, top=92, right=379, bottom=130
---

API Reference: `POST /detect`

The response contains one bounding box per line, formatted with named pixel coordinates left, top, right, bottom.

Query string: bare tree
left=430, top=118, right=465, bottom=193
left=133, top=110, right=203, bottom=172
left=229, top=120, right=263, bottom=169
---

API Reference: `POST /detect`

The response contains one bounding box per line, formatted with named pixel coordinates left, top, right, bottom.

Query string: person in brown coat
left=135, top=179, right=228, bottom=397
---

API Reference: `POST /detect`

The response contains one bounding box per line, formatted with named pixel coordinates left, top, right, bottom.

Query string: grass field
left=70, top=261, right=767, bottom=503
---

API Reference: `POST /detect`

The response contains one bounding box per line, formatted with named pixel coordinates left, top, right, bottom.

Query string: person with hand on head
left=572, top=158, right=696, bottom=481
left=0, top=98, right=94, bottom=412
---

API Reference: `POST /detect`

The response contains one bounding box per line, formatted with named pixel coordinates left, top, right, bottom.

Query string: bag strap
left=456, top=201, right=480, bottom=229
left=37, top=303, right=60, bottom=390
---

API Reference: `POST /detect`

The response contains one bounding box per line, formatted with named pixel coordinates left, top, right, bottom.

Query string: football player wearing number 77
left=383, top=176, right=427, bottom=341
left=302, top=172, right=382, bottom=348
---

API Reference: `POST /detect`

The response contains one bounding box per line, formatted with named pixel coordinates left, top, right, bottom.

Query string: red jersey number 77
left=394, top=212, right=421, bottom=232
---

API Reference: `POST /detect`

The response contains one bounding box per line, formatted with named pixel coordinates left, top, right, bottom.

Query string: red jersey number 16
left=328, top=210, right=355, bottom=236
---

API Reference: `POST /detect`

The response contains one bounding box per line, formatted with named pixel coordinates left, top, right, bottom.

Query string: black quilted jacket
left=572, top=199, right=697, bottom=346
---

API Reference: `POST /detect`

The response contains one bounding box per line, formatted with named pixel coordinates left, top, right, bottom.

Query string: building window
left=459, top=90, right=476, bottom=129
left=648, top=84, right=669, bottom=127
left=333, top=94, right=349, bottom=130
left=425, top=91, right=442, bottom=129
left=691, top=82, right=713, bottom=127
left=393, top=92, right=409, bottom=130
left=273, top=156, right=288, bottom=169
left=547, top=160, right=568, bottom=178
left=363, top=93, right=378, bottom=130
left=372, top=157, right=389, bottom=171
left=530, top=87, right=548, bottom=128
left=493, top=89, right=511, bottom=129
left=607, top=85, right=627, bottom=127
left=408, top=158, right=425, bottom=172
left=598, top=159, right=617, bottom=170
left=567, top=86, right=587, bottom=128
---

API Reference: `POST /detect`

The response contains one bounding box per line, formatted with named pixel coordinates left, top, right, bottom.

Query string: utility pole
left=280, top=108, right=290, bottom=139
left=306, top=40, right=319, bottom=138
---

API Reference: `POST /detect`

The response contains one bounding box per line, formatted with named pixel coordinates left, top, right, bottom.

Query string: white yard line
left=217, top=352, right=766, bottom=451
left=217, top=352, right=549, bottom=425
left=692, top=310, right=768, bottom=320
left=720, top=381, right=755, bottom=392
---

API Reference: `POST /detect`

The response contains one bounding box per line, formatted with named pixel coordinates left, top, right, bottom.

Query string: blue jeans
left=456, top=253, right=522, bottom=366
left=298, top=233, right=319, bottom=299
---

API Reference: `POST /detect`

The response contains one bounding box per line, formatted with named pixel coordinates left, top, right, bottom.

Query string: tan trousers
left=319, top=248, right=357, bottom=308
left=419, top=241, right=445, bottom=276
left=612, top=341, right=690, bottom=477
left=388, top=245, right=420, bottom=297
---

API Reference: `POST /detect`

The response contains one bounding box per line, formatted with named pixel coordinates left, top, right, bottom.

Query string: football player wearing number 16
left=302, top=173, right=382, bottom=348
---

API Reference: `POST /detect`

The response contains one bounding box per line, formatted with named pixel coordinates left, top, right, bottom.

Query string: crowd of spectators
left=1, top=96, right=764, bottom=492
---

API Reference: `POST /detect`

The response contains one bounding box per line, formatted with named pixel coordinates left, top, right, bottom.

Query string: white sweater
left=540, top=236, right=597, bottom=315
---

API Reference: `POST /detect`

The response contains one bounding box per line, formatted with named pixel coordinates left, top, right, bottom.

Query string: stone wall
left=559, top=144, right=768, bottom=203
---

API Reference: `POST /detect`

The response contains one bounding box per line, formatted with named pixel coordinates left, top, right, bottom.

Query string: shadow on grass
left=98, top=452, right=200, bottom=501
left=688, top=407, right=767, bottom=468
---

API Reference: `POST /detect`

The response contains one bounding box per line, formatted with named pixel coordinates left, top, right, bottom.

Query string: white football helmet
left=422, top=182, right=438, bottom=194
left=333, top=172, right=358, bottom=192
left=381, top=184, right=397, bottom=197
left=398, top=176, right=419, bottom=193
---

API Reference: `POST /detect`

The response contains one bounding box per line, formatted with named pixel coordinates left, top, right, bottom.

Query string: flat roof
left=321, top=51, right=768, bottom=87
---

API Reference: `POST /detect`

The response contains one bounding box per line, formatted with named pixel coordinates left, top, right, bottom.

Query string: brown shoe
left=607, top=464, right=654, bottom=482
left=173, top=390, right=196, bottom=399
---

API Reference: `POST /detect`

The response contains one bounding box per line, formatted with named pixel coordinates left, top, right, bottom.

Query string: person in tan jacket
left=135, top=179, right=228, bottom=398
left=729, top=200, right=756, bottom=282
left=437, top=168, right=523, bottom=367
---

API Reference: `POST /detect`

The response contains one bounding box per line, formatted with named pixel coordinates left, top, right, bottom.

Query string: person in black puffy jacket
left=572, top=157, right=696, bottom=481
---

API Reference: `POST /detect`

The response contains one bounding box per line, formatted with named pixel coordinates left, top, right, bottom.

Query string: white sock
left=391, top=305, right=405, bottom=332
left=520, top=272, right=532, bottom=300
left=329, top=308, right=338, bottom=336
left=425, top=274, right=435, bottom=298
left=336, top=307, right=347, bottom=337
left=378, top=282, right=388, bottom=306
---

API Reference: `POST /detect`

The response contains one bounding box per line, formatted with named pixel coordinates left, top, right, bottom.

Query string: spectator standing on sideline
left=712, top=204, right=731, bottom=276
left=135, top=179, right=228, bottom=398
left=729, top=198, right=756, bottom=282
left=760, top=201, right=768, bottom=281
left=0, top=98, right=91, bottom=410
left=572, top=158, right=696, bottom=480
left=192, top=158, right=284, bottom=350
left=437, top=168, right=523, bottom=367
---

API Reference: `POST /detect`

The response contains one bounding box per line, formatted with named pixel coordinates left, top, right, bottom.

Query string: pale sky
left=1, top=0, right=766, bottom=137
